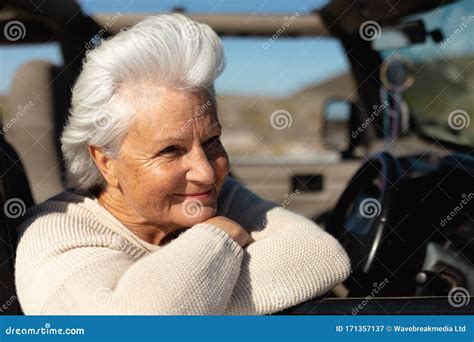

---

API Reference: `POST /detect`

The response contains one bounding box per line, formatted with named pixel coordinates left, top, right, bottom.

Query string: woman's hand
left=203, top=216, right=254, bottom=248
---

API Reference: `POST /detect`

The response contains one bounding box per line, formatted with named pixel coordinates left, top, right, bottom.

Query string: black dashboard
left=327, top=152, right=473, bottom=298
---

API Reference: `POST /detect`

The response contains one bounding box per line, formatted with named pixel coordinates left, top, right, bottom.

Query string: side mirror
left=322, top=99, right=353, bottom=152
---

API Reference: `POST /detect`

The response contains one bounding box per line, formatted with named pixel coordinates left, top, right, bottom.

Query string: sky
left=0, top=0, right=350, bottom=97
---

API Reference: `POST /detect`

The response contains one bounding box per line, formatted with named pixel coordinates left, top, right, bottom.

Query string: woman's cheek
left=145, top=167, right=186, bottom=222
left=151, top=162, right=184, bottom=188
left=214, top=153, right=230, bottom=189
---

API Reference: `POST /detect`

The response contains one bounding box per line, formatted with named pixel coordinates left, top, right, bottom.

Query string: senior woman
left=15, top=14, right=350, bottom=315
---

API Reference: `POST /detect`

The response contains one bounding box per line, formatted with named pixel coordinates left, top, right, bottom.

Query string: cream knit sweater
left=15, top=177, right=350, bottom=315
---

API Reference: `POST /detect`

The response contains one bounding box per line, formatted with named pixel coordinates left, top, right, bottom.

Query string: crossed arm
left=15, top=177, right=350, bottom=315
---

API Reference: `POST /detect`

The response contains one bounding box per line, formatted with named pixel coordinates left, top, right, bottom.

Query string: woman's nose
left=185, top=148, right=216, bottom=186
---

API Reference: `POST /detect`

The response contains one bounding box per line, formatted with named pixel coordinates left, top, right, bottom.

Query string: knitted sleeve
left=219, top=177, right=351, bottom=314
left=15, top=211, right=243, bottom=315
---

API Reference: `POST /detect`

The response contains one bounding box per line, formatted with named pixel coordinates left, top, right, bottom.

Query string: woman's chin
left=178, top=206, right=216, bottom=227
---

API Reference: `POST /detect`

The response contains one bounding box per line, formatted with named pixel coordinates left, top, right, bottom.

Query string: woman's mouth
left=174, top=189, right=214, bottom=201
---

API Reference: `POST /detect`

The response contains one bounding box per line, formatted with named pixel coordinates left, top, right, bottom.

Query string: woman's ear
left=88, top=145, right=120, bottom=189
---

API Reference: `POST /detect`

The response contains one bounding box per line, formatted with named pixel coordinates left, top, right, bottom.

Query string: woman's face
left=111, top=85, right=229, bottom=230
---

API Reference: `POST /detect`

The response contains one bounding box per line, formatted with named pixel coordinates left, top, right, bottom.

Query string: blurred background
left=0, top=0, right=354, bottom=159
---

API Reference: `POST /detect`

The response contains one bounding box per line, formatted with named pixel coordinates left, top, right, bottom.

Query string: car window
left=216, top=37, right=352, bottom=159
left=377, top=0, right=474, bottom=148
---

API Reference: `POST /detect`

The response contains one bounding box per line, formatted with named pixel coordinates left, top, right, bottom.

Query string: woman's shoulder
left=16, top=190, right=123, bottom=255
left=19, top=190, right=97, bottom=229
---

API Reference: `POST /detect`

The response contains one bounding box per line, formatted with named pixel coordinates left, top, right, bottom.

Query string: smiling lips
left=174, top=188, right=214, bottom=201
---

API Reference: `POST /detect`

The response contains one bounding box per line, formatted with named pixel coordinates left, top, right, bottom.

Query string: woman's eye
left=158, top=145, right=181, bottom=156
left=203, top=136, right=222, bottom=151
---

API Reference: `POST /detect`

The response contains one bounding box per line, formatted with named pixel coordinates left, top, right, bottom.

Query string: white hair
left=61, top=14, right=225, bottom=192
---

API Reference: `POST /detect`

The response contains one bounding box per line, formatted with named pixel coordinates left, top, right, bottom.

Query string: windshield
left=378, top=0, right=473, bottom=148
